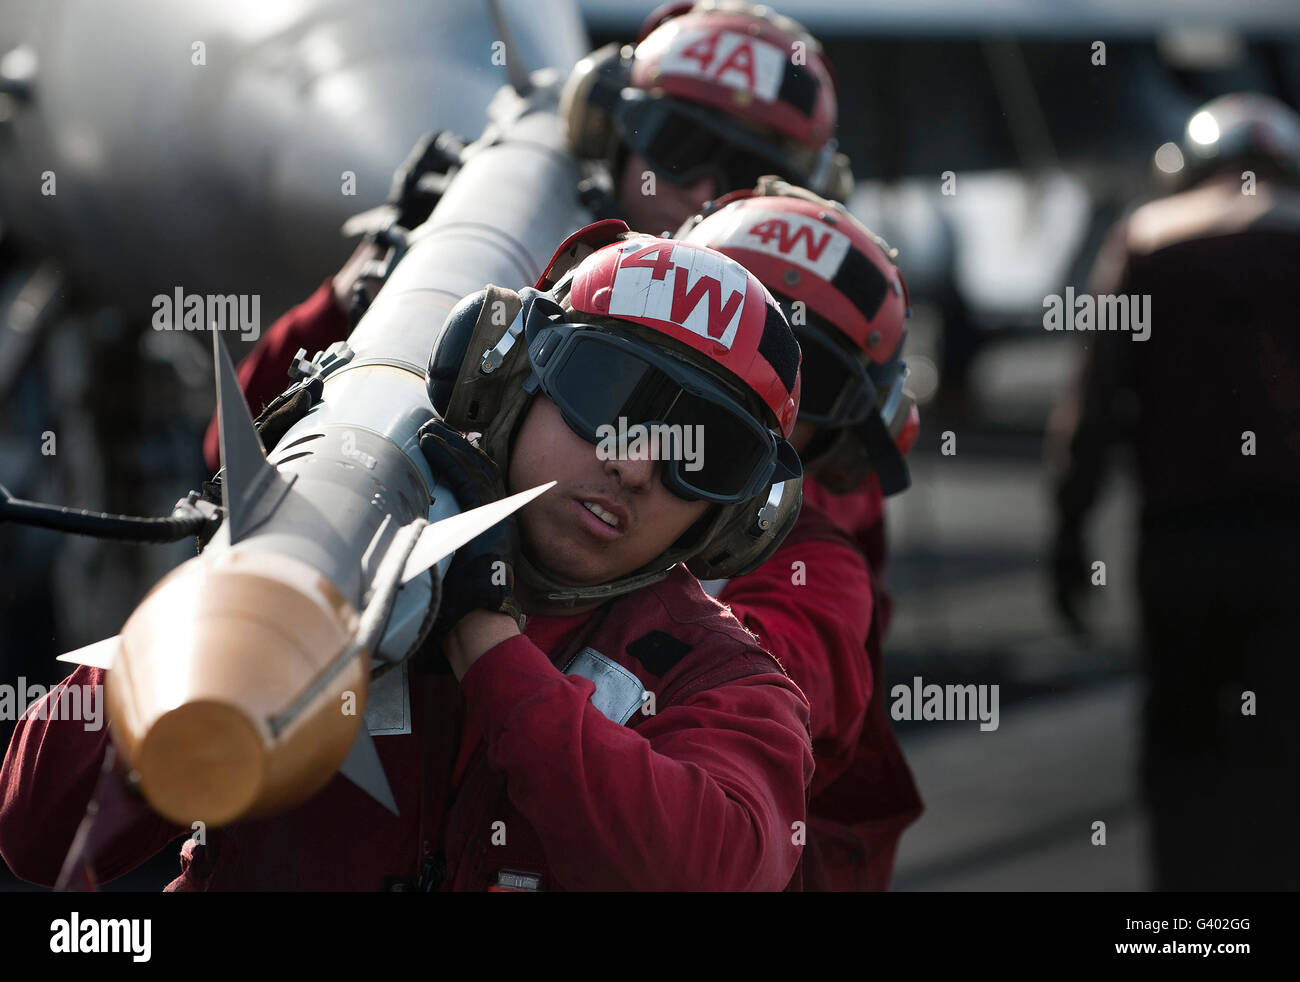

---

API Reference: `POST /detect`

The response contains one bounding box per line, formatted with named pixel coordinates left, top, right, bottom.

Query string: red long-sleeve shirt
left=719, top=476, right=922, bottom=890
left=803, top=477, right=891, bottom=623
left=0, top=572, right=813, bottom=891
left=718, top=504, right=874, bottom=797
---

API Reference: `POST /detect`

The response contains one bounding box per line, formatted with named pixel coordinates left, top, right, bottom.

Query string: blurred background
left=3, top=0, right=1299, bottom=890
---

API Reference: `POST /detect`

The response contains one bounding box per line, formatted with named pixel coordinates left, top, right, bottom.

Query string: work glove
left=197, top=378, right=322, bottom=546
left=336, top=130, right=464, bottom=317
left=417, top=418, right=524, bottom=635
left=387, top=130, right=463, bottom=231
left=1050, top=524, right=1089, bottom=635
left=251, top=378, right=322, bottom=452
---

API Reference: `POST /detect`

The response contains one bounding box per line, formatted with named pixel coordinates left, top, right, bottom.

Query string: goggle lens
left=541, top=331, right=784, bottom=502
left=618, top=96, right=805, bottom=194
left=791, top=316, right=876, bottom=426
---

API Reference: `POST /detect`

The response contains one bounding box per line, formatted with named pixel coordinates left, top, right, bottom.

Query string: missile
left=54, top=74, right=592, bottom=829
left=0, top=0, right=589, bottom=316
left=55, top=330, right=553, bottom=826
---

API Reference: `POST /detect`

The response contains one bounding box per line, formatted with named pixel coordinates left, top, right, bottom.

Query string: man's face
left=507, top=395, right=711, bottom=587
left=617, top=152, right=719, bottom=234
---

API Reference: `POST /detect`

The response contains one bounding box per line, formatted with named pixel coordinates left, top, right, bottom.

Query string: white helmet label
left=714, top=209, right=852, bottom=281
left=609, top=241, right=749, bottom=349
left=658, top=27, right=786, bottom=102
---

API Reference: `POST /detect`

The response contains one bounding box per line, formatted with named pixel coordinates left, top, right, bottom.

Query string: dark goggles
left=790, top=307, right=912, bottom=494
left=790, top=310, right=877, bottom=427
left=518, top=297, right=799, bottom=504
left=790, top=307, right=911, bottom=431
left=613, top=92, right=812, bottom=195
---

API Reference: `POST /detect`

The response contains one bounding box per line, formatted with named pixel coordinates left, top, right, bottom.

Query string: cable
left=0, top=483, right=220, bottom=543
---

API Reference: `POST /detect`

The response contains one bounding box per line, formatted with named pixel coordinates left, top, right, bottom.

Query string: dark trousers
left=1137, top=521, right=1300, bottom=890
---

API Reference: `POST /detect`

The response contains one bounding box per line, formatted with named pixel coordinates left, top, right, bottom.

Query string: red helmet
left=429, top=222, right=804, bottom=603
left=560, top=233, right=801, bottom=438
left=631, top=2, right=838, bottom=151
left=560, top=2, right=850, bottom=199
left=679, top=185, right=908, bottom=364
left=678, top=181, right=917, bottom=495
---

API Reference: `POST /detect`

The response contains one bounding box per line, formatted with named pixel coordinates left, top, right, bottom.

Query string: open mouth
left=581, top=500, right=620, bottom=529
left=573, top=497, right=627, bottom=541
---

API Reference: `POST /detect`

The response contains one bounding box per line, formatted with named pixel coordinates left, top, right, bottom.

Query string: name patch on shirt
left=562, top=647, right=647, bottom=725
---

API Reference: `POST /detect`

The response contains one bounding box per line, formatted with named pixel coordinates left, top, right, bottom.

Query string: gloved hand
left=387, top=130, right=463, bottom=231
left=198, top=378, right=322, bottom=546
left=1050, top=524, right=1090, bottom=635
left=252, top=378, right=321, bottom=452
left=335, top=131, right=463, bottom=319
left=417, top=419, right=523, bottom=635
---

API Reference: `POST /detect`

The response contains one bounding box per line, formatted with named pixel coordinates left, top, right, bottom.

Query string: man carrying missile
left=676, top=180, right=923, bottom=890
left=201, top=0, right=847, bottom=472
left=0, top=229, right=815, bottom=891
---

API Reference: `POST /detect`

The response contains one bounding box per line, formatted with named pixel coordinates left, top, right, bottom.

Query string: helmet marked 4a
left=560, top=0, right=852, bottom=199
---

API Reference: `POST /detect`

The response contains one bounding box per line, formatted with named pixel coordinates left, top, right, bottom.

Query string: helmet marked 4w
left=426, top=221, right=804, bottom=603
left=678, top=179, right=918, bottom=495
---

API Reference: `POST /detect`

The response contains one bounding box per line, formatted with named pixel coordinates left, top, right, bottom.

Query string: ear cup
left=560, top=43, right=631, bottom=161
left=687, top=475, right=804, bottom=581
left=427, top=290, right=489, bottom=416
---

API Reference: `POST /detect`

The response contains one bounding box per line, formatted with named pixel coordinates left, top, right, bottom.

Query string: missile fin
left=56, top=635, right=120, bottom=670
left=339, top=726, right=399, bottom=815
left=213, top=331, right=288, bottom=542
left=401, top=481, right=555, bottom=584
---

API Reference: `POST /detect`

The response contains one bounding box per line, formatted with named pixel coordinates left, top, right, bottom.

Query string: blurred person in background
left=679, top=178, right=923, bottom=889
left=203, top=0, right=850, bottom=471
left=1047, top=93, right=1300, bottom=890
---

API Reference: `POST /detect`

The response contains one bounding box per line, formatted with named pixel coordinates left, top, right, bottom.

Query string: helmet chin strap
left=513, top=548, right=673, bottom=608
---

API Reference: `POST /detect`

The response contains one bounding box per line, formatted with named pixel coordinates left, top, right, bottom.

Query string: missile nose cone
left=135, top=701, right=265, bottom=827
left=108, top=550, right=366, bottom=827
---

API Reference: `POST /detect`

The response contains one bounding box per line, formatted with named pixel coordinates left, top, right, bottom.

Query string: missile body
left=64, top=83, right=592, bottom=827
left=0, top=0, right=589, bottom=315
